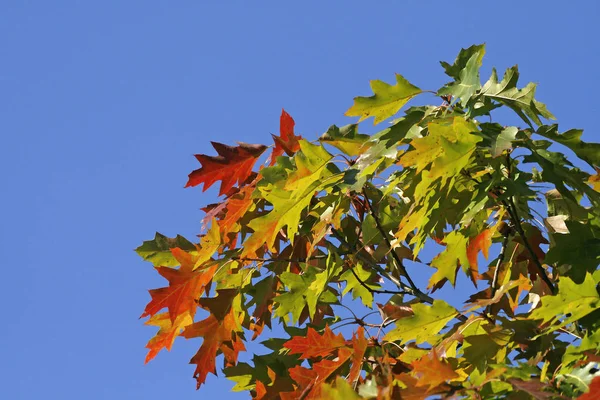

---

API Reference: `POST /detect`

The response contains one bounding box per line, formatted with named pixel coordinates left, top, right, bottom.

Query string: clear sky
left=1, top=1, right=599, bottom=398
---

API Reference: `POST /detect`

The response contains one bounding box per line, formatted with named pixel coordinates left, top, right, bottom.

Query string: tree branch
left=486, top=228, right=511, bottom=316
left=505, top=197, right=556, bottom=293
left=331, top=210, right=468, bottom=322
left=361, top=188, right=420, bottom=292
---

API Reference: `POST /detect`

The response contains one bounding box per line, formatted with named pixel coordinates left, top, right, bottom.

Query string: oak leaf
left=182, top=309, right=245, bottom=389
left=140, top=248, right=217, bottom=321
left=410, top=349, right=459, bottom=390
left=284, top=325, right=346, bottom=359
left=345, top=73, right=422, bottom=125
left=270, top=109, right=302, bottom=164
left=384, top=300, right=458, bottom=344
left=186, top=142, right=267, bottom=195
left=347, top=327, right=368, bottom=383
left=281, top=348, right=352, bottom=400
left=143, top=311, right=193, bottom=363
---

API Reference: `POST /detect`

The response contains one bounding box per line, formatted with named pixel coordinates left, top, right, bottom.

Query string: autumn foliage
left=137, top=45, right=600, bottom=398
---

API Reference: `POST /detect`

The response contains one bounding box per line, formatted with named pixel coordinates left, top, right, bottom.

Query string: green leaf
left=358, top=379, right=378, bottom=398
left=400, top=117, right=482, bottom=186
left=438, top=44, right=486, bottom=104
left=322, top=377, right=365, bottom=399
left=384, top=300, right=458, bottom=344
left=524, top=146, right=600, bottom=208
left=481, top=66, right=554, bottom=127
left=340, top=263, right=379, bottom=307
left=562, top=329, right=600, bottom=370
left=491, top=126, right=519, bottom=157
left=546, top=221, right=600, bottom=283
left=223, top=363, right=256, bottom=392
left=307, top=252, right=343, bottom=316
left=275, top=266, right=338, bottom=324
left=135, top=232, right=195, bottom=267
left=428, top=231, right=470, bottom=288
left=531, top=274, right=600, bottom=334
left=242, top=141, right=338, bottom=255
left=545, top=189, right=589, bottom=222
left=274, top=271, right=315, bottom=324
left=463, top=329, right=512, bottom=372
left=345, top=73, right=422, bottom=125
left=320, top=124, right=372, bottom=156
left=361, top=214, right=383, bottom=246
left=536, top=125, right=600, bottom=168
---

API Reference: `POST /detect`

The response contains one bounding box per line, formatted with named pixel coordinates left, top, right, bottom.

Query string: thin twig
left=362, top=188, right=419, bottom=292
left=336, top=303, right=359, bottom=320
left=348, top=265, right=407, bottom=295
left=503, top=154, right=556, bottom=293
left=331, top=205, right=468, bottom=323
left=232, top=254, right=332, bottom=263
left=486, top=229, right=512, bottom=316
left=506, top=197, right=556, bottom=293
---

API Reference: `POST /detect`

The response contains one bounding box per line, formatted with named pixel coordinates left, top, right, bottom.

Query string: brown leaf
left=507, top=378, right=554, bottom=400
left=377, top=302, right=415, bottom=321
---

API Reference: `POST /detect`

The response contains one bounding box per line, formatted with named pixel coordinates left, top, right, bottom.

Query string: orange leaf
left=218, top=184, right=255, bottom=235
left=140, top=248, right=217, bottom=322
left=347, top=327, right=368, bottom=383
left=270, top=109, right=302, bottom=165
left=410, top=349, right=459, bottom=390
left=281, top=348, right=352, bottom=400
left=143, top=311, right=193, bottom=363
left=395, top=373, right=447, bottom=400
left=283, top=326, right=346, bottom=358
left=467, top=228, right=493, bottom=269
left=588, top=167, right=600, bottom=192
left=185, top=142, right=267, bottom=195
left=182, top=309, right=246, bottom=389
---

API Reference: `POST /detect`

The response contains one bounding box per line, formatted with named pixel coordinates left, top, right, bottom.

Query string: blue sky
left=1, top=1, right=599, bottom=398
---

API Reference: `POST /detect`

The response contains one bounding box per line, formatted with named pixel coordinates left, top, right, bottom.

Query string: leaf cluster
left=137, top=44, right=600, bottom=399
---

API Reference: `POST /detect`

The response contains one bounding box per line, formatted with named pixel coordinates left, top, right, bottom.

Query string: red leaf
left=283, top=326, right=346, bottom=358
left=140, top=248, right=217, bottom=322
left=269, top=109, right=302, bottom=165
left=578, top=376, right=600, bottom=399
left=185, top=142, right=267, bottom=195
